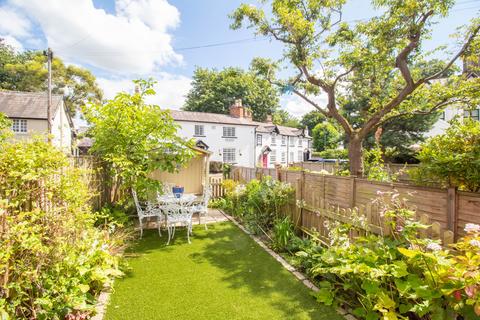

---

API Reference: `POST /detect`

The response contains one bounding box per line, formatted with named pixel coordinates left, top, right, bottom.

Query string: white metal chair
left=194, top=185, right=212, bottom=230
left=132, top=190, right=163, bottom=238
left=164, top=197, right=195, bottom=244
left=161, top=183, right=175, bottom=196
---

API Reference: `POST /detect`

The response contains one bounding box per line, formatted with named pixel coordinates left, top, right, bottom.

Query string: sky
left=0, top=0, right=479, bottom=120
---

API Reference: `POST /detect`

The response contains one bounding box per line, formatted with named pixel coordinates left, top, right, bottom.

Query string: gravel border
left=220, top=210, right=357, bottom=320
left=91, top=290, right=110, bottom=320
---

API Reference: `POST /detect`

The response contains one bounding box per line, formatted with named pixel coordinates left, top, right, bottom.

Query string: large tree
left=183, top=63, right=280, bottom=121
left=0, top=39, right=102, bottom=117
left=231, top=0, right=480, bottom=176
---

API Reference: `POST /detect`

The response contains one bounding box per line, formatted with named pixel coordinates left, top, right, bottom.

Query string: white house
left=170, top=99, right=312, bottom=168
left=0, top=91, right=74, bottom=153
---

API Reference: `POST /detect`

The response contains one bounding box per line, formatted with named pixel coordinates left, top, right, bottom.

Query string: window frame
left=271, top=134, right=277, bottom=146
left=194, top=124, right=205, bottom=136
left=289, top=136, right=295, bottom=147
left=12, top=119, right=27, bottom=133
left=256, top=134, right=262, bottom=146
left=270, top=149, right=277, bottom=164
left=281, top=152, right=286, bottom=163
left=281, top=135, right=286, bottom=146
left=298, top=151, right=303, bottom=162
left=222, top=148, right=236, bottom=163
left=222, top=126, right=236, bottom=138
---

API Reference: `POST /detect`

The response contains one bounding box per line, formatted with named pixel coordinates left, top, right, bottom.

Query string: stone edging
left=220, top=210, right=356, bottom=320
left=91, top=288, right=110, bottom=320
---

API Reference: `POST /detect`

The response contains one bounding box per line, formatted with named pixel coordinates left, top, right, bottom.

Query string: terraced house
left=171, top=99, right=312, bottom=168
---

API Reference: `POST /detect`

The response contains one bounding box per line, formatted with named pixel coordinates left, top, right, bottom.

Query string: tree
left=0, top=112, right=12, bottom=144
left=411, top=119, right=480, bottom=192
left=312, top=122, right=340, bottom=151
left=83, top=79, right=194, bottom=202
left=231, top=1, right=480, bottom=176
left=0, top=39, right=102, bottom=117
left=301, top=110, right=326, bottom=133
left=183, top=64, right=280, bottom=121
left=272, top=109, right=301, bottom=127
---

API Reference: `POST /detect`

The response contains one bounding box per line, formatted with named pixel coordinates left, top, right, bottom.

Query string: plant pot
left=172, top=186, right=184, bottom=198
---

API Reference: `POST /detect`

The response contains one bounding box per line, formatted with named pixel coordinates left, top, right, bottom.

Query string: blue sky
left=0, top=0, right=479, bottom=118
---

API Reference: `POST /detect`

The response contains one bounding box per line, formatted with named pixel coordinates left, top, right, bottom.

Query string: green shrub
left=314, top=148, right=348, bottom=159
left=0, top=138, right=126, bottom=319
left=271, top=217, right=296, bottom=252
left=294, top=191, right=480, bottom=319
left=220, top=177, right=294, bottom=235
left=411, top=119, right=480, bottom=192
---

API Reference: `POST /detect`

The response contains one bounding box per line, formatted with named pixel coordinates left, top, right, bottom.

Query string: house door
left=262, top=154, right=268, bottom=168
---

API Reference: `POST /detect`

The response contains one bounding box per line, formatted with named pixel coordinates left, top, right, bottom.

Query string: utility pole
left=44, top=48, right=53, bottom=142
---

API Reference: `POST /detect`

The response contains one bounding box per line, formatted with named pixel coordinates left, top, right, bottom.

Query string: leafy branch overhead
left=231, top=0, right=480, bottom=176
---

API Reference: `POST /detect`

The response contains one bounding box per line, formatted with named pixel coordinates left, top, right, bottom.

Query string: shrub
left=294, top=192, right=480, bottom=319
left=0, top=139, right=125, bottom=319
left=314, top=148, right=348, bottom=159
left=411, top=119, right=480, bottom=192
left=271, top=217, right=296, bottom=252
left=220, top=177, right=294, bottom=235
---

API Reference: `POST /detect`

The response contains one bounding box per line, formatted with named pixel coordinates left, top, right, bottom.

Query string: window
left=281, top=152, right=286, bottom=163
left=194, top=124, right=204, bottom=136
left=290, top=137, right=295, bottom=146
left=289, top=152, right=294, bottom=163
left=223, top=127, right=236, bottom=137
left=298, top=151, right=304, bottom=162
left=281, top=135, right=286, bottom=145
left=440, top=112, right=445, bottom=121
left=464, top=109, right=480, bottom=121
left=12, top=119, right=27, bottom=133
left=271, top=134, right=277, bottom=145
left=256, top=134, right=262, bottom=146
left=298, top=138, right=303, bottom=147
left=270, top=150, right=277, bottom=164
left=223, top=148, right=236, bottom=163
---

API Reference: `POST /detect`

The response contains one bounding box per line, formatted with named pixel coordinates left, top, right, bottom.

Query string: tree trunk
left=348, top=136, right=363, bottom=177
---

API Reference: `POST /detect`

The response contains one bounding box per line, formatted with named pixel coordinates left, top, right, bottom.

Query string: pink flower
left=465, top=285, right=478, bottom=298
left=464, top=223, right=480, bottom=233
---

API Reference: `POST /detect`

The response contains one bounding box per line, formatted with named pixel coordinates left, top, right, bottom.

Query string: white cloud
left=10, top=0, right=181, bottom=74
left=280, top=93, right=328, bottom=119
left=0, top=34, right=23, bottom=51
left=97, top=73, right=191, bottom=109
left=0, top=6, right=31, bottom=38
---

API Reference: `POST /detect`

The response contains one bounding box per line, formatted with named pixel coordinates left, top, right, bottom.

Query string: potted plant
left=172, top=185, right=184, bottom=198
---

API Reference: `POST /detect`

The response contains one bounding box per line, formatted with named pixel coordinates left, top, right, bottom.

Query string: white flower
left=469, top=239, right=480, bottom=248
left=464, top=223, right=480, bottom=233
left=426, top=242, right=442, bottom=251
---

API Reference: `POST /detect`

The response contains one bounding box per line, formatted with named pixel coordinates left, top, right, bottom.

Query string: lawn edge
left=91, top=288, right=111, bottom=320
left=219, top=210, right=356, bottom=320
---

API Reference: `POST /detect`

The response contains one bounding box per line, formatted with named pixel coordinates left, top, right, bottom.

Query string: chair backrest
left=161, top=183, right=175, bottom=196
left=132, top=190, right=144, bottom=218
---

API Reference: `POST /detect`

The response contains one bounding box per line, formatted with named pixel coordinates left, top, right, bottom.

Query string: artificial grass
left=104, top=222, right=342, bottom=320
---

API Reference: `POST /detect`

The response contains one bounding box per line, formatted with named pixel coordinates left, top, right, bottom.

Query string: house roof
left=170, top=110, right=310, bottom=137
left=170, top=110, right=258, bottom=127
left=0, top=91, right=64, bottom=120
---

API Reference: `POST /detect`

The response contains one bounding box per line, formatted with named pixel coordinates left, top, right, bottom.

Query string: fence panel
left=457, top=191, right=480, bottom=236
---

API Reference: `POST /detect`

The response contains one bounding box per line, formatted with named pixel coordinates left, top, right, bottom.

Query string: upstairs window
left=223, top=148, right=236, bottom=163
left=12, top=119, right=27, bottom=133
left=464, top=109, right=480, bottom=121
left=223, top=126, right=236, bottom=138
left=298, top=138, right=303, bottom=147
left=271, top=134, right=277, bottom=145
left=281, top=135, right=286, bottom=145
left=290, top=137, right=295, bottom=147
left=256, top=134, right=262, bottom=146
left=194, top=124, right=204, bottom=136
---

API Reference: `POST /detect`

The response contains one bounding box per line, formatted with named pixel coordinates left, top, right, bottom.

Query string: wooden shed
left=149, top=146, right=211, bottom=195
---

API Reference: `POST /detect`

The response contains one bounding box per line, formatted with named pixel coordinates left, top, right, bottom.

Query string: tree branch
left=291, top=89, right=330, bottom=118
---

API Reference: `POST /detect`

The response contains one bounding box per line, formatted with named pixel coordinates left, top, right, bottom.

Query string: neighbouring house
left=171, top=99, right=312, bottom=168
left=426, top=59, right=480, bottom=137
left=0, top=91, right=74, bottom=153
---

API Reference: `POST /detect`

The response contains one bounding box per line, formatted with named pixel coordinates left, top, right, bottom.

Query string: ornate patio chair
left=194, top=185, right=212, bottom=230
left=132, top=190, right=163, bottom=238
left=160, top=182, right=175, bottom=196
left=164, top=197, right=195, bottom=244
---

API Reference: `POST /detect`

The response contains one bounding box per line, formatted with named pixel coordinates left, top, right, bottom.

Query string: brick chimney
left=229, top=99, right=252, bottom=120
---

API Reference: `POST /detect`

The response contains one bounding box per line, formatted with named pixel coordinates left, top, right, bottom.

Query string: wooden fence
left=232, top=166, right=480, bottom=241
left=290, top=162, right=418, bottom=182
left=209, top=176, right=224, bottom=199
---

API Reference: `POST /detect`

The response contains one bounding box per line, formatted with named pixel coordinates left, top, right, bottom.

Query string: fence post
left=350, top=176, right=357, bottom=208
left=446, top=187, right=458, bottom=240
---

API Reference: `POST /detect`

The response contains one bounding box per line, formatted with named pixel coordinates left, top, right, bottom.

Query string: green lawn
left=104, top=222, right=342, bottom=320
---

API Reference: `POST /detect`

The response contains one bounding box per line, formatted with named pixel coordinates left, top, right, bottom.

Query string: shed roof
left=0, top=91, right=63, bottom=119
